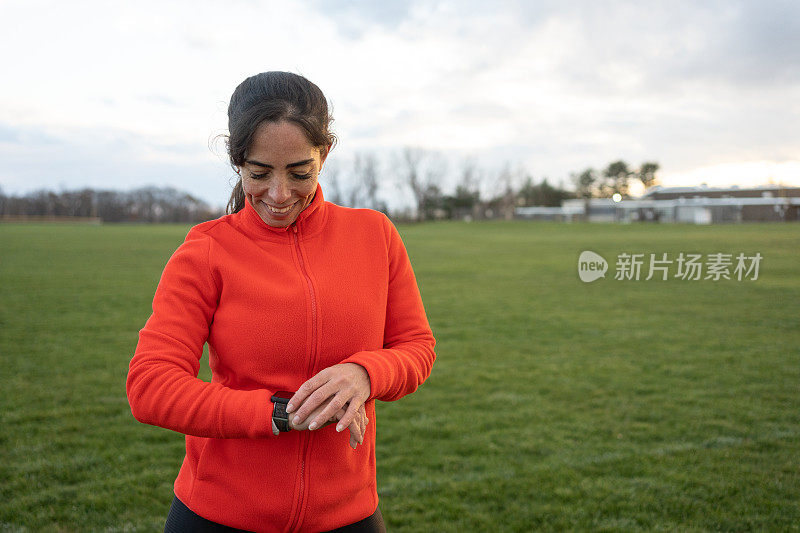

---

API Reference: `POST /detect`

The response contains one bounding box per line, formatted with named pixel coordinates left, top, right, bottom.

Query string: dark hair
left=225, top=72, right=336, bottom=214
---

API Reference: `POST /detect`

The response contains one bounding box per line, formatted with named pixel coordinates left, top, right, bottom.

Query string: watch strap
left=272, top=401, right=291, bottom=432
left=271, top=391, right=293, bottom=433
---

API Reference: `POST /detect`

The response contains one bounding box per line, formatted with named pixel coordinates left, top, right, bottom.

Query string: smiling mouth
left=263, top=201, right=296, bottom=215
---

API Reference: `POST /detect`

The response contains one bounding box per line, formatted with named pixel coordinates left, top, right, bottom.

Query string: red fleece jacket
left=126, top=185, right=435, bottom=532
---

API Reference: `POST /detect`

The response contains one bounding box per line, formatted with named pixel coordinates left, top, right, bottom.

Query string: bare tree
left=457, top=158, right=481, bottom=197
left=398, top=147, right=424, bottom=218
left=322, top=161, right=344, bottom=205
left=450, top=158, right=482, bottom=219
left=352, top=152, right=385, bottom=211
left=491, top=164, right=521, bottom=220
left=397, top=147, right=447, bottom=220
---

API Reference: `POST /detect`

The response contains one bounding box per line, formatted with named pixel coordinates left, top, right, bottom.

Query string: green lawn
left=1, top=221, right=798, bottom=531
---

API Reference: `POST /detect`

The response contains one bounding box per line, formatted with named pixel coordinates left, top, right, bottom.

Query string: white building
left=516, top=185, right=800, bottom=224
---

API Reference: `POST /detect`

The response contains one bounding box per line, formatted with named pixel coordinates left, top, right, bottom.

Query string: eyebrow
left=244, top=158, right=314, bottom=169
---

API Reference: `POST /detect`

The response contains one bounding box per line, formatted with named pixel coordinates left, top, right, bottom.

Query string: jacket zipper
left=288, top=223, right=318, bottom=532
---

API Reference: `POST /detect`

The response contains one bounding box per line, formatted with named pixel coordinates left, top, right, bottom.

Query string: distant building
left=516, top=185, right=800, bottom=223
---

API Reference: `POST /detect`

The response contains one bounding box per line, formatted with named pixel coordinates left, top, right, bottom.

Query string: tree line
left=0, top=186, right=221, bottom=223
left=571, top=160, right=660, bottom=199
left=0, top=149, right=659, bottom=223
left=326, top=148, right=659, bottom=221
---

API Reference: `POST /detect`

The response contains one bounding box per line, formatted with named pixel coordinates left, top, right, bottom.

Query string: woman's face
left=241, top=120, right=328, bottom=228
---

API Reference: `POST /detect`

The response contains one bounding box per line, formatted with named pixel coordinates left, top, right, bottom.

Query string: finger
left=335, top=399, right=363, bottom=433
left=348, top=407, right=368, bottom=447
left=357, top=411, right=367, bottom=444
left=292, top=400, right=336, bottom=431
left=308, top=392, right=352, bottom=430
left=345, top=416, right=365, bottom=447
left=356, top=420, right=366, bottom=444
left=346, top=416, right=362, bottom=444
left=342, top=404, right=365, bottom=438
left=291, top=383, right=337, bottom=426
left=352, top=406, right=366, bottom=442
left=287, top=370, right=331, bottom=413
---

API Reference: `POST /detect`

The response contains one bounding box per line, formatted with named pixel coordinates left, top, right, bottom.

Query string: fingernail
left=309, top=422, right=318, bottom=430
left=286, top=403, right=294, bottom=413
left=336, top=424, right=344, bottom=432
left=293, top=416, right=300, bottom=425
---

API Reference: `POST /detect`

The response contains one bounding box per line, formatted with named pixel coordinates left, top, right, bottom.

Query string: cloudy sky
left=1, top=0, right=798, bottom=208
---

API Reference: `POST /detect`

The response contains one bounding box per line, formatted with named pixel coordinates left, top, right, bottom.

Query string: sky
left=1, top=0, right=798, bottom=208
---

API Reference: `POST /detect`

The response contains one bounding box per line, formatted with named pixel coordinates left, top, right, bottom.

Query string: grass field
left=1, top=220, right=799, bottom=531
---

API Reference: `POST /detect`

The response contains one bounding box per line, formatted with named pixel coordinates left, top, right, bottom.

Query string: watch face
left=271, top=390, right=294, bottom=402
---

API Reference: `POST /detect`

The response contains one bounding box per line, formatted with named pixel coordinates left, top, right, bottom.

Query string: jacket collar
left=239, top=183, right=328, bottom=241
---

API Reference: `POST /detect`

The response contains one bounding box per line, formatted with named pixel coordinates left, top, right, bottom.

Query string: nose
left=267, top=176, right=291, bottom=204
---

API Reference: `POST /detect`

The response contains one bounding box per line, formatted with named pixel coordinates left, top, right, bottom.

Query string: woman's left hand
left=286, top=363, right=371, bottom=439
left=287, top=402, right=368, bottom=449
left=336, top=403, right=368, bottom=449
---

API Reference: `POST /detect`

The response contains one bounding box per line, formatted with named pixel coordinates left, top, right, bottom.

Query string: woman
left=126, top=71, right=436, bottom=532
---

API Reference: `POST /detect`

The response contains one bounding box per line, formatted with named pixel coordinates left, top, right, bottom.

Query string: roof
left=641, top=184, right=800, bottom=198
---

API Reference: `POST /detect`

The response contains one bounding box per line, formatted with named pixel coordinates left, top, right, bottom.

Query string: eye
left=292, top=172, right=313, bottom=180
left=249, top=171, right=269, bottom=180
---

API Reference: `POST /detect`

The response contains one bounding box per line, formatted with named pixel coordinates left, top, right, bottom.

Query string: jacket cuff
left=224, top=388, right=276, bottom=438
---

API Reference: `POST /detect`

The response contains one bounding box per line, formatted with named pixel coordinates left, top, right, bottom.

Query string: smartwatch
left=271, top=391, right=294, bottom=432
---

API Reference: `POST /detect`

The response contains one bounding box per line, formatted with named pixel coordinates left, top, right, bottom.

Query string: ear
left=319, top=144, right=331, bottom=168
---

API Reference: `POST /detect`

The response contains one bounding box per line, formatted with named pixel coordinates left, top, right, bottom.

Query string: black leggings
left=164, top=496, right=386, bottom=533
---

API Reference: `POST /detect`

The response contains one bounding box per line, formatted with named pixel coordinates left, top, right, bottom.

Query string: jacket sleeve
left=340, top=218, right=436, bottom=401
left=126, top=228, right=274, bottom=438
